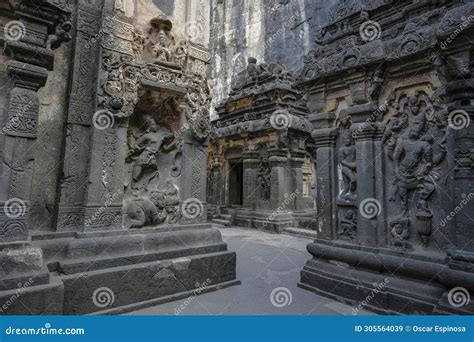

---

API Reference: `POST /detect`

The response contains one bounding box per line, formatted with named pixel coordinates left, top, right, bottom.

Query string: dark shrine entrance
left=228, top=161, right=243, bottom=206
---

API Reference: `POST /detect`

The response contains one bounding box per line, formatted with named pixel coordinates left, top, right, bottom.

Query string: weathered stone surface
left=0, top=0, right=472, bottom=317
left=295, top=0, right=474, bottom=315
left=0, top=0, right=237, bottom=316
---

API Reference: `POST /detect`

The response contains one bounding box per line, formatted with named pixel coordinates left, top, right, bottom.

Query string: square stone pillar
left=82, top=124, right=127, bottom=231
left=268, top=147, right=289, bottom=209
left=0, top=62, right=48, bottom=243
left=312, top=128, right=338, bottom=240
left=56, top=0, right=103, bottom=232
left=180, top=136, right=209, bottom=224
left=289, top=148, right=306, bottom=211
left=353, top=122, right=386, bottom=247
left=242, top=149, right=259, bottom=209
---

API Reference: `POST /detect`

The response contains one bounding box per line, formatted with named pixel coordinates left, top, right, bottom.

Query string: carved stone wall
left=298, top=0, right=474, bottom=315
left=0, top=0, right=237, bottom=316
left=1, top=0, right=73, bottom=240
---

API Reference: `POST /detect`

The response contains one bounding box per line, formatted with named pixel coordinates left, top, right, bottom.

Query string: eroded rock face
left=209, top=0, right=338, bottom=119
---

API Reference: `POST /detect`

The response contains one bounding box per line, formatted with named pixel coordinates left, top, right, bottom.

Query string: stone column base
left=234, top=209, right=293, bottom=233
left=299, top=240, right=474, bottom=315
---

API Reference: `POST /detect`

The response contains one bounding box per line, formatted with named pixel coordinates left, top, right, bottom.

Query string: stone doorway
left=228, top=161, right=243, bottom=206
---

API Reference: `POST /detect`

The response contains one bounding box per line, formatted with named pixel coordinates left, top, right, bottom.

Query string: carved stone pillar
left=1, top=1, right=72, bottom=242
left=83, top=124, right=127, bottom=231
left=440, top=24, right=474, bottom=253
left=289, top=148, right=306, bottom=211
left=352, top=122, right=385, bottom=246
left=242, top=149, right=259, bottom=209
left=56, top=0, right=104, bottom=231
left=268, top=147, right=289, bottom=209
left=0, top=0, right=72, bottom=315
left=180, top=136, right=209, bottom=224
left=0, top=62, right=47, bottom=242
left=311, top=128, right=338, bottom=240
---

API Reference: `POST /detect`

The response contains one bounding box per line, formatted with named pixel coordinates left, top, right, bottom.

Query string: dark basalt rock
left=0, top=1, right=237, bottom=315
left=296, top=0, right=474, bottom=315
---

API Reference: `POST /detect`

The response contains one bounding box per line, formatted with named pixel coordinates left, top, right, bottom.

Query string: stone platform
left=299, top=240, right=474, bottom=315
left=0, top=224, right=238, bottom=315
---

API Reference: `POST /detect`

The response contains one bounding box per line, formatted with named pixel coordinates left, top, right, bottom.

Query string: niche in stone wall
left=123, top=87, right=184, bottom=228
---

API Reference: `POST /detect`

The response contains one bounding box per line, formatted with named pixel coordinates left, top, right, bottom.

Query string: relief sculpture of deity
left=126, top=114, right=175, bottom=192
left=387, top=92, right=448, bottom=248
left=123, top=113, right=181, bottom=229
left=338, top=130, right=357, bottom=202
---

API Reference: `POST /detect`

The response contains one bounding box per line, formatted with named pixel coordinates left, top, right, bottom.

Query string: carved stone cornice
left=6, top=60, right=48, bottom=90
left=242, top=150, right=260, bottom=168
left=4, top=0, right=72, bottom=70
left=352, top=122, right=385, bottom=142
left=312, top=128, right=339, bottom=148
left=298, top=1, right=471, bottom=85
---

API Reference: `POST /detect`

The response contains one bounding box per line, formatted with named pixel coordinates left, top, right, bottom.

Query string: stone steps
left=219, top=214, right=232, bottom=220
left=212, top=218, right=232, bottom=226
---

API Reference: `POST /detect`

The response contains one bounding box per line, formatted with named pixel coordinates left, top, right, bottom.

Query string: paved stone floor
left=128, top=226, right=375, bottom=316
